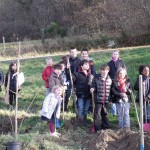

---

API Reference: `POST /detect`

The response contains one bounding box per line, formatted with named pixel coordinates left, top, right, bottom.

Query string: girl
left=108, top=50, right=126, bottom=116
left=41, top=85, right=63, bottom=137
left=5, top=62, right=18, bottom=109
left=134, top=65, right=150, bottom=123
left=112, top=68, right=132, bottom=129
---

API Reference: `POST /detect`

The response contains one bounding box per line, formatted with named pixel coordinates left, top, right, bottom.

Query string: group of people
left=41, top=47, right=150, bottom=137
left=0, top=47, right=149, bottom=138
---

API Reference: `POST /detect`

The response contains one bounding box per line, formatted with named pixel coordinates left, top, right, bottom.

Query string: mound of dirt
left=88, top=129, right=150, bottom=150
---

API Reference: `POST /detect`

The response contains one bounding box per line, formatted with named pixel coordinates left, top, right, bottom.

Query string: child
left=90, top=64, right=112, bottom=131
left=74, top=60, right=91, bottom=126
left=59, top=60, right=70, bottom=111
left=41, top=85, right=63, bottom=137
left=112, top=68, right=132, bottom=129
left=69, top=47, right=81, bottom=75
left=134, top=65, right=150, bottom=123
left=108, top=50, right=126, bottom=116
left=42, top=57, right=54, bottom=96
left=80, top=48, right=96, bottom=76
left=0, top=67, right=4, bottom=92
left=5, top=62, right=17, bottom=109
left=49, top=63, right=63, bottom=91
left=49, top=63, right=63, bottom=128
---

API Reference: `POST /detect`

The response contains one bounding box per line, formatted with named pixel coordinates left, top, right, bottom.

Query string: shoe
left=9, top=105, right=13, bottom=111
left=50, top=132, right=60, bottom=138
left=55, top=132, right=61, bottom=136
left=56, top=118, right=61, bottom=128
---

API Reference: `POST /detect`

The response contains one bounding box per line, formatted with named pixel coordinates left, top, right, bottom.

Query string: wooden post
left=139, top=75, right=144, bottom=150
left=15, top=41, right=21, bottom=141
left=3, top=36, right=6, bottom=53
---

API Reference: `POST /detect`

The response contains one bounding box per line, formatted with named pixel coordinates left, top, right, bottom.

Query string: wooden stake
left=139, top=75, right=144, bottom=150
left=15, top=41, right=21, bottom=141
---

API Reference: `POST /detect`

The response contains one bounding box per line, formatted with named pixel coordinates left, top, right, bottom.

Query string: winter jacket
left=79, top=58, right=96, bottom=76
left=108, top=59, right=126, bottom=80
left=49, top=72, right=64, bottom=91
left=74, top=71, right=91, bottom=99
left=42, top=66, right=54, bottom=88
left=5, top=71, right=17, bottom=92
left=111, top=78, right=132, bottom=103
left=91, top=74, right=112, bottom=104
left=134, top=76, right=150, bottom=102
left=69, top=57, right=81, bottom=75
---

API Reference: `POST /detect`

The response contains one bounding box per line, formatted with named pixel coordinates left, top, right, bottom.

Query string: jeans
left=94, top=103, right=109, bottom=131
left=111, top=103, right=117, bottom=115
left=46, top=88, right=50, bottom=96
left=116, top=102, right=130, bottom=128
left=77, top=97, right=90, bottom=117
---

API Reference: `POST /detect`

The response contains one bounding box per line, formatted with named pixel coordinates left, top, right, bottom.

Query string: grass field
left=0, top=47, right=150, bottom=150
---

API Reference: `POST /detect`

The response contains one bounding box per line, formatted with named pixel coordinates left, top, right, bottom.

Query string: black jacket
left=5, top=71, right=17, bottom=92
left=134, top=76, right=150, bottom=102
left=108, top=59, right=126, bottom=79
left=91, top=74, right=112, bottom=104
left=74, top=71, right=91, bottom=99
left=69, top=57, right=81, bottom=75
left=111, top=78, right=132, bottom=103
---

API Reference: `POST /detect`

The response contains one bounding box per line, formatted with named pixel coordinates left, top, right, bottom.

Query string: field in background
left=0, top=47, right=150, bottom=149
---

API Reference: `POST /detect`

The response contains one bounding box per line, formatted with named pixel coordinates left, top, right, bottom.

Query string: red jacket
left=42, top=66, right=54, bottom=88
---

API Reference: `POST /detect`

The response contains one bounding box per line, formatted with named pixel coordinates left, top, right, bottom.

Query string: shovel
left=143, top=82, right=150, bottom=132
left=90, top=92, right=95, bottom=133
left=61, top=88, right=65, bottom=127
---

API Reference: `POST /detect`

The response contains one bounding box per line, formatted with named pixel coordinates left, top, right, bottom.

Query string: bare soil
left=88, top=129, right=150, bottom=150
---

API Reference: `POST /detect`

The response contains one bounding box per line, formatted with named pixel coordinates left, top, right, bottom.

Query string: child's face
left=100, top=68, right=109, bottom=78
left=61, top=64, right=65, bottom=71
left=54, top=88, right=62, bottom=96
left=46, top=59, right=53, bottom=66
left=142, top=67, right=149, bottom=76
left=81, top=62, right=89, bottom=71
left=112, top=51, right=119, bottom=60
left=118, top=70, right=126, bottom=79
left=70, top=49, right=77, bottom=58
left=12, top=64, right=17, bottom=71
left=54, top=69, right=62, bottom=76
left=81, top=51, right=88, bottom=60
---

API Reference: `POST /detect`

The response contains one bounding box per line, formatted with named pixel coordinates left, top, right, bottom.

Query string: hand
left=90, top=88, right=94, bottom=93
left=144, top=97, right=148, bottom=102
left=122, top=93, right=127, bottom=97
left=66, top=63, right=70, bottom=69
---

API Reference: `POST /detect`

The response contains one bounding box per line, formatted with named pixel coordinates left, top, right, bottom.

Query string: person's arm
left=4, top=73, right=8, bottom=88
left=49, top=75, right=55, bottom=91
left=0, top=69, right=4, bottom=85
left=134, top=77, right=139, bottom=91
left=42, top=68, right=48, bottom=82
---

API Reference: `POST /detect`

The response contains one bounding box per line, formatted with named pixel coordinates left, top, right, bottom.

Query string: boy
left=42, top=57, right=54, bottom=96
left=74, top=60, right=91, bottom=126
left=80, top=48, right=96, bottom=76
left=90, top=64, right=112, bottom=131
left=49, top=63, right=63, bottom=128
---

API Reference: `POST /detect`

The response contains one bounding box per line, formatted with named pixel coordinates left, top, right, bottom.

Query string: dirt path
left=0, top=45, right=150, bottom=62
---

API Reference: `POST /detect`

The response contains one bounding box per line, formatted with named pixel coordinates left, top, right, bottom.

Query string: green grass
left=0, top=47, right=150, bottom=149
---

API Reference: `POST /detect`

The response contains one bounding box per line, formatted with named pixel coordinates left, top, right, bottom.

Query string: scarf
left=117, top=78, right=126, bottom=93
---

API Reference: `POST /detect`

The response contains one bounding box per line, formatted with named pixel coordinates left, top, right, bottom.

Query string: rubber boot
left=78, top=116, right=84, bottom=127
